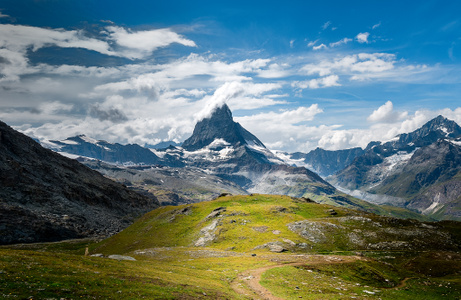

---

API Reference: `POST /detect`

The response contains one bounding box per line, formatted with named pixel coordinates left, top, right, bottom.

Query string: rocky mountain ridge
left=42, top=104, right=413, bottom=217
left=0, top=120, right=160, bottom=245
left=330, top=116, right=461, bottom=221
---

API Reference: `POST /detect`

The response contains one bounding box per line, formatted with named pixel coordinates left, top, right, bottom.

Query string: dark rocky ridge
left=0, top=120, right=159, bottom=245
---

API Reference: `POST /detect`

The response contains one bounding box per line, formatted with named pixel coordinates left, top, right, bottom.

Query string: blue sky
left=0, top=0, right=460, bottom=152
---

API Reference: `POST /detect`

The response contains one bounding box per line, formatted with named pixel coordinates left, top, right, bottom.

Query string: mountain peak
left=182, top=103, right=265, bottom=151
left=397, top=115, right=461, bottom=146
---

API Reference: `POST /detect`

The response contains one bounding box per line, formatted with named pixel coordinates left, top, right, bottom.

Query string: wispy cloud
left=329, top=37, right=352, bottom=48
left=372, top=22, right=381, bottom=30
left=313, top=43, right=327, bottom=51
left=105, top=26, right=196, bottom=59
left=322, top=21, right=331, bottom=30
left=292, top=75, right=340, bottom=90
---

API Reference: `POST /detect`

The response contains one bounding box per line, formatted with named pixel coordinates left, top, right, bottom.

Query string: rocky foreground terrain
left=0, top=120, right=159, bottom=244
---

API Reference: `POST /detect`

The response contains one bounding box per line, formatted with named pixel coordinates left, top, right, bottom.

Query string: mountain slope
left=176, top=105, right=353, bottom=203
left=330, top=116, right=461, bottom=220
left=0, top=120, right=159, bottom=245
left=288, top=147, right=364, bottom=177
left=82, top=159, right=248, bottom=206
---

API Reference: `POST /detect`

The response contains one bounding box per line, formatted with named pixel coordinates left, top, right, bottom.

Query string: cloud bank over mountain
left=1, top=1, right=460, bottom=152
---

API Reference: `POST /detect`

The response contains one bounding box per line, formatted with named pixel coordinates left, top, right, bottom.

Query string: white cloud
left=105, top=26, right=196, bottom=59
left=329, top=38, right=352, bottom=48
left=292, top=75, right=340, bottom=89
left=195, top=81, right=283, bottom=121
left=0, top=12, right=9, bottom=18
left=372, top=22, right=381, bottom=30
left=307, top=40, right=318, bottom=47
left=322, top=21, right=331, bottom=30
left=257, top=63, right=291, bottom=78
left=95, top=54, right=271, bottom=94
left=290, top=40, right=295, bottom=48
left=0, top=24, right=114, bottom=55
left=356, top=32, right=370, bottom=44
left=235, top=105, right=328, bottom=151
left=313, top=43, right=328, bottom=51
left=367, top=101, right=408, bottom=123
left=300, top=53, right=398, bottom=81
left=237, top=105, right=323, bottom=124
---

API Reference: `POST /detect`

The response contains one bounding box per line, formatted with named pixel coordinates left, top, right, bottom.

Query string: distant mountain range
left=0, top=120, right=159, bottom=245
left=39, top=106, right=461, bottom=221
left=330, top=115, right=461, bottom=221
left=41, top=104, right=425, bottom=219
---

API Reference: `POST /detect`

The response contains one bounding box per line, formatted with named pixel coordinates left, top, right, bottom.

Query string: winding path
left=231, top=255, right=362, bottom=300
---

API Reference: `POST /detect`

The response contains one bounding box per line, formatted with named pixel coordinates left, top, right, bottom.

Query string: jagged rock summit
left=0, top=120, right=159, bottom=245
left=182, top=104, right=265, bottom=151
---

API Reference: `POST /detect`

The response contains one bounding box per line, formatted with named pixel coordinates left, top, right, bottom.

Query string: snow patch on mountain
left=447, top=139, right=461, bottom=146
left=207, top=138, right=231, bottom=149
left=60, top=139, right=80, bottom=145
left=422, top=193, right=444, bottom=214
left=80, top=135, right=100, bottom=144
left=365, top=150, right=417, bottom=190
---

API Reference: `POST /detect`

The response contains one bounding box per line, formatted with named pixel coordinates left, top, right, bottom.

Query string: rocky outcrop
left=0, top=120, right=159, bottom=245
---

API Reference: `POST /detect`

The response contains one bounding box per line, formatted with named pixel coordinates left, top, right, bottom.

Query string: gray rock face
left=0, top=120, right=159, bottom=245
left=290, top=147, right=365, bottom=177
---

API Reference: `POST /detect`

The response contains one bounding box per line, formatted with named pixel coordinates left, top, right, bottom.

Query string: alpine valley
left=40, top=105, right=461, bottom=222
left=1, top=105, right=461, bottom=299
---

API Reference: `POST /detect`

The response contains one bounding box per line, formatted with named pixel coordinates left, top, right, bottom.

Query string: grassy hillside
left=1, top=194, right=460, bottom=299
left=92, top=194, right=447, bottom=255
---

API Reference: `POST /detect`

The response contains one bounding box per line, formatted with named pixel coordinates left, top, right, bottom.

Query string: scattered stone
left=282, top=238, right=296, bottom=246
left=269, top=244, right=285, bottom=253
left=107, top=255, right=136, bottom=261
left=327, top=209, right=337, bottom=215
left=168, top=206, right=193, bottom=222
left=297, top=243, right=310, bottom=249
left=90, top=253, right=104, bottom=257
left=195, top=219, right=220, bottom=246
left=218, top=193, right=232, bottom=198
left=204, top=207, right=226, bottom=221
left=272, top=230, right=281, bottom=235
left=252, top=226, right=268, bottom=233
left=271, top=206, right=289, bottom=213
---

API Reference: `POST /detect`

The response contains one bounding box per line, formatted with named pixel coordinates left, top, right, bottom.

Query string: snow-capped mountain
left=165, top=104, right=333, bottom=196
left=42, top=104, right=359, bottom=210
left=330, top=115, right=461, bottom=221
left=46, top=134, right=184, bottom=167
